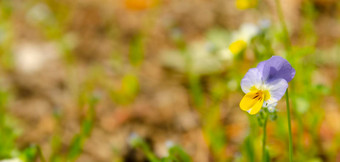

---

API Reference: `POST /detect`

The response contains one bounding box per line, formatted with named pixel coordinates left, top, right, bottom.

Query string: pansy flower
left=240, top=56, right=295, bottom=114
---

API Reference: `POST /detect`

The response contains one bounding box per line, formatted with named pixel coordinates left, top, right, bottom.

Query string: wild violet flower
left=240, top=56, right=295, bottom=114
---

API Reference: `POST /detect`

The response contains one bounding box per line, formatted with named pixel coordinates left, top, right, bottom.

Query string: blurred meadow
left=0, top=0, right=340, bottom=161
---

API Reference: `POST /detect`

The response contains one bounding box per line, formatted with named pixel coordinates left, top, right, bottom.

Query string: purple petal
left=240, top=68, right=263, bottom=93
left=265, top=78, right=288, bottom=104
left=259, top=56, right=295, bottom=83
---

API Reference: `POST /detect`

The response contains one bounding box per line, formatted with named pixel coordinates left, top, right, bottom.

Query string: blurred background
left=0, top=0, right=340, bottom=161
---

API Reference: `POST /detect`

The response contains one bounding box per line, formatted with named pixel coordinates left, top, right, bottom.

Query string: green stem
left=285, top=90, right=293, bottom=162
left=262, top=113, right=268, bottom=162
left=274, top=0, right=294, bottom=160
left=37, top=145, right=46, bottom=162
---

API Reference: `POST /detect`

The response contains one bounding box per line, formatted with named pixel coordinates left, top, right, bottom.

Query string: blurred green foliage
left=0, top=0, right=340, bottom=161
left=129, top=135, right=192, bottom=162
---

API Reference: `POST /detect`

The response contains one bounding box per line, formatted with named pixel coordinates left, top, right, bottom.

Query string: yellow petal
left=229, top=40, right=247, bottom=55
left=235, top=0, right=257, bottom=10
left=249, top=96, right=264, bottom=115
left=240, top=91, right=258, bottom=111
left=263, top=90, right=271, bottom=101
left=236, top=0, right=250, bottom=10
left=124, top=0, right=155, bottom=11
left=239, top=91, right=264, bottom=115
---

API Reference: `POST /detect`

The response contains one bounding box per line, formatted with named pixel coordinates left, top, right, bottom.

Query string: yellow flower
left=228, top=40, right=247, bottom=55
left=235, top=0, right=257, bottom=10
left=124, top=0, right=155, bottom=11
left=225, top=23, right=259, bottom=56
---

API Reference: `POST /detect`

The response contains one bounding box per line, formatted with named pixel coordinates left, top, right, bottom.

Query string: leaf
left=168, top=145, right=192, bottom=162
left=129, top=34, right=144, bottom=66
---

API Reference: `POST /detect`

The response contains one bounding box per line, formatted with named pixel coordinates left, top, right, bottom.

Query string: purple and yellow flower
left=240, top=56, right=295, bottom=114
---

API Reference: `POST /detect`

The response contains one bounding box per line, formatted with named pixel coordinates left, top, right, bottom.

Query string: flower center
left=239, top=87, right=271, bottom=115
left=250, top=86, right=271, bottom=101
left=252, top=91, right=263, bottom=100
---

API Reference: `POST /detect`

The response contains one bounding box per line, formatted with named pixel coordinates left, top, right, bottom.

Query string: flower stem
left=37, top=145, right=46, bottom=162
left=262, top=113, right=268, bottom=162
left=285, top=89, right=293, bottom=162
